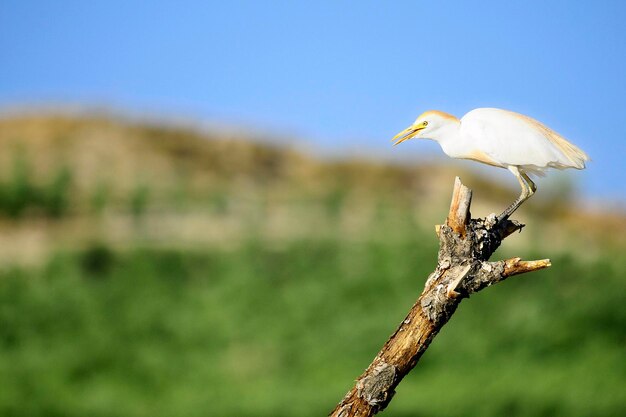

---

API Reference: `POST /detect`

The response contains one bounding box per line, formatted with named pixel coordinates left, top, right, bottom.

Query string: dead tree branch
left=329, top=177, right=550, bottom=417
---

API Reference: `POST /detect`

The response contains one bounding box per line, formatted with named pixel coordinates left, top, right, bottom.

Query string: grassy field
left=0, top=238, right=624, bottom=417
left=0, top=113, right=624, bottom=416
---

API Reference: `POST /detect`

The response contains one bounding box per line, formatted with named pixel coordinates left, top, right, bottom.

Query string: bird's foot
left=497, top=196, right=524, bottom=224
left=492, top=214, right=525, bottom=239
left=496, top=212, right=510, bottom=224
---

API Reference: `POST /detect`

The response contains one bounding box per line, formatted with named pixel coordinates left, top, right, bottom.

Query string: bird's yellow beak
left=392, top=124, right=424, bottom=146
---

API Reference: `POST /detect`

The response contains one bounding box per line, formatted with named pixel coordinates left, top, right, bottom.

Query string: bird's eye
left=423, top=121, right=428, bottom=127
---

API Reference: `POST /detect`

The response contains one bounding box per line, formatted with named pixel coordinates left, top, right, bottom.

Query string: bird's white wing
left=460, top=108, right=588, bottom=172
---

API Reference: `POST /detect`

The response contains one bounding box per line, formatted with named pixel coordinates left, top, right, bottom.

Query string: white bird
left=392, top=108, right=589, bottom=221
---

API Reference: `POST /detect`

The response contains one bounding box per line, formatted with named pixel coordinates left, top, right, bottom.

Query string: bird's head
left=392, top=110, right=458, bottom=145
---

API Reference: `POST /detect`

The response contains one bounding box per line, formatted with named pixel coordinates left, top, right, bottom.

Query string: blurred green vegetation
left=0, top=114, right=624, bottom=416
left=0, top=239, right=624, bottom=417
left=0, top=152, right=72, bottom=218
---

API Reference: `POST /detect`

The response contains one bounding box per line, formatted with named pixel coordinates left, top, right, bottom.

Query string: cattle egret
left=392, top=108, right=589, bottom=221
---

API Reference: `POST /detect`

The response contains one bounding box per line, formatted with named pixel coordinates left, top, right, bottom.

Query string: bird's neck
left=428, top=122, right=464, bottom=157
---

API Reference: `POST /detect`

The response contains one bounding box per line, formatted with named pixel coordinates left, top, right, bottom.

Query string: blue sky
left=1, top=1, right=625, bottom=202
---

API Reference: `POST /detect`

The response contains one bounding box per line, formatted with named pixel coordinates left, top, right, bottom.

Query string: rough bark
left=329, top=177, right=550, bottom=417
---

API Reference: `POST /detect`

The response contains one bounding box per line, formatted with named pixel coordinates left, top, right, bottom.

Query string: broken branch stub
left=329, top=177, right=550, bottom=417
left=446, top=176, right=472, bottom=235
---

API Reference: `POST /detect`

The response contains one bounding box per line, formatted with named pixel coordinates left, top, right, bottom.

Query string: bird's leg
left=521, top=172, right=537, bottom=195
left=497, top=168, right=531, bottom=223
left=497, top=191, right=527, bottom=223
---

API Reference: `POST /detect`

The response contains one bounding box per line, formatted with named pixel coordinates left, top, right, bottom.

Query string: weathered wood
left=329, top=177, right=549, bottom=417
left=446, top=176, right=472, bottom=236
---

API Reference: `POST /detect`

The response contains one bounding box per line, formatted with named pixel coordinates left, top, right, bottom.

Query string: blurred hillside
left=0, top=112, right=624, bottom=417
left=0, top=112, right=623, bottom=265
